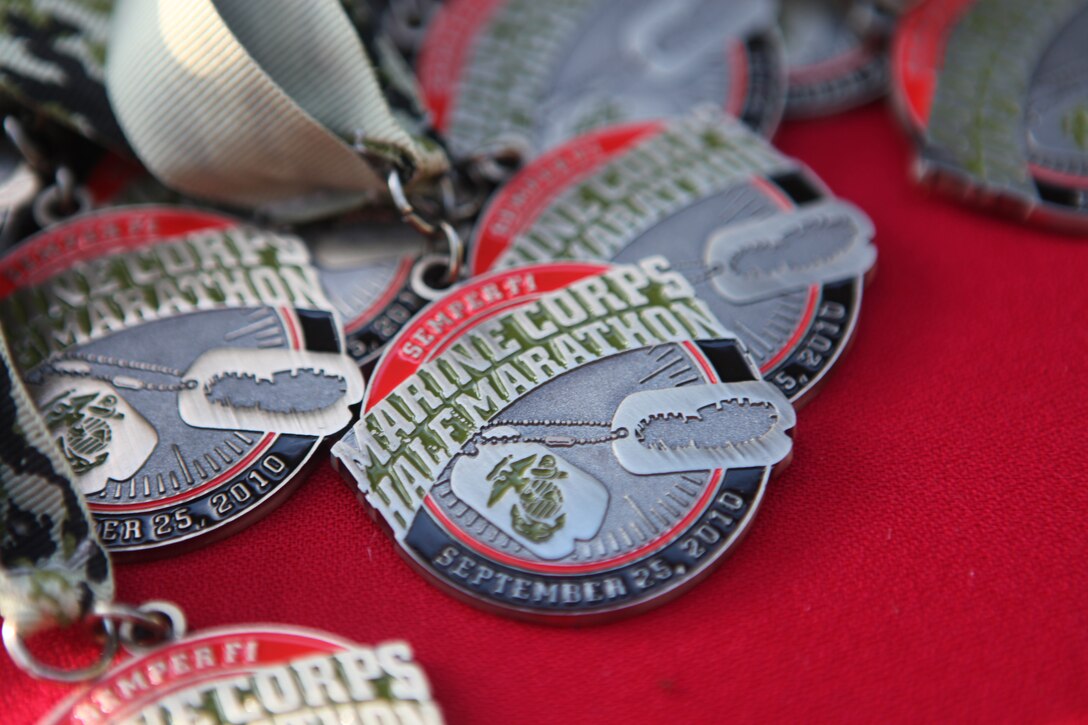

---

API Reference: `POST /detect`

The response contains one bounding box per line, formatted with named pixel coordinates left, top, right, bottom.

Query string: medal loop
left=32, top=168, right=93, bottom=229
left=3, top=598, right=188, bottom=681
left=2, top=615, right=119, bottom=683
left=95, top=600, right=187, bottom=653
left=387, top=169, right=464, bottom=288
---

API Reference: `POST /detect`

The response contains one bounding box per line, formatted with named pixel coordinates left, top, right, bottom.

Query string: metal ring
left=2, top=616, right=119, bottom=683
left=438, top=173, right=488, bottom=223
left=468, top=141, right=529, bottom=184
left=434, top=221, right=463, bottom=285
left=115, top=600, right=188, bottom=654
left=387, top=168, right=440, bottom=238
left=387, top=169, right=465, bottom=287
left=410, top=254, right=455, bottom=301
left=32, top=176, right=92, bottom=229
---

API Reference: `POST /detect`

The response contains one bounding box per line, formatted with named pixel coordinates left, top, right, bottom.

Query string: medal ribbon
left=0, top=320, right=112, bottom=636
left=0, top=0, right=448, bottom=218
left=106, top=0, right=447, bottom=216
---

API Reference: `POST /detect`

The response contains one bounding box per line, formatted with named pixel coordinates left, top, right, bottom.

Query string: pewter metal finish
left=780, top=0, right=889, bottom=117
left=307, top=220, right=426, bottom=364
left=27, top=306, right=362, bottom=554
left=443, top=0, right=784, bottom=159
left=428, top=343, right=789, bottom=568
left=1024, top=4, right=1088, bottom=178
left=309, top=221, right=414, bottom=325
left=2, top=208, right=368, bottom=553
left=450, top=433, right=611, bottom=560
left=30, top=376, right=158, bottom=496
left=31, top=309, right=285, bottom=505
left=705, top=200, right=876, bottom=304
left=610, top=184, right=803, bottom=372
left=922, top=0, right=1083, bottom=196
left=612, top=381, right=795, bottom=475
left=782, top=0, right=860, bottom=68
left=608, top=183, right=873, bottom=384
left=536, top=0, right=779, bottom=149
left=179, top=347, right=363, bottom=436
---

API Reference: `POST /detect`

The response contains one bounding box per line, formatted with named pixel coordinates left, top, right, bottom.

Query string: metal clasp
left=386, top=168, right=464, bottom=294
left=2, top=600, right=186, bottom=682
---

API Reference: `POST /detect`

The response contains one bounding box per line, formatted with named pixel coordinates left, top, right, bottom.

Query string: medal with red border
left=301, top=215, right=453, bottom=369
left=42, top=623, right=442, bottom=725
left=417, top=0, right=786, bottom=166
left=0, top=207, right=364, bottom=556
left=780, top=0, right=891, bottom=117
left=82, top=159, right=451, bottom=371
left=469, top=111, right=877, bottom=405
left=333, top=258, right=796, bottom=621
left=891, top=0, right=1088, bottom=231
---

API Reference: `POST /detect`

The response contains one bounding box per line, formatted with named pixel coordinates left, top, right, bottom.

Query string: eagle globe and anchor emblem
left=486, top=452, right=571, bottom=544
left=41, top=388, right=125, bottom=476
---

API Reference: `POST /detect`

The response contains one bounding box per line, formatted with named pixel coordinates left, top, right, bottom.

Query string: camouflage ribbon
left=0, top=317, right=112, bottom=637
left=0, top=0, right=127, bottom=150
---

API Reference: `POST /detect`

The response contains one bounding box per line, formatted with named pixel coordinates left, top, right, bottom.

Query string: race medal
left=84, top=157, right=438, bottom=370
left=333, top=258, right=796, bottom=620
left=780, top=0, right=890, bottom=117
left=417, top=0, right=786, bottom=163
left=303, top=217, right=434, bottom=368
left=469, top=112, right=877, bottom=404
left=44, top=625, right=442, bottom=724
left=0, top=207, right=364, bottom=556
left=892, top=0, right=1088, bottom=230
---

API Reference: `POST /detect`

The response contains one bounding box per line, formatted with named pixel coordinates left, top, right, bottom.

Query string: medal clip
left=112, top=375, right=144, bottom=390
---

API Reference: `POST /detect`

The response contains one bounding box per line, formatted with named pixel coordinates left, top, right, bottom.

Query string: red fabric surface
left=4, top=105, right=1088, bottom=724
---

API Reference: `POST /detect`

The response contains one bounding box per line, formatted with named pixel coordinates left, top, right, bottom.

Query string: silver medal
left=417, top=0, right=787, bottom=164
left=0, top=207, right=364, bottom=555
left=470, top=110, right=877, bottom=403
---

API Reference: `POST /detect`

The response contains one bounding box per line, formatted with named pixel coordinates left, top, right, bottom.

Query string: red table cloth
left=3, top=103, right=1087, bottom=724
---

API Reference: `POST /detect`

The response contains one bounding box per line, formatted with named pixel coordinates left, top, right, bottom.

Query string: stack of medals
left=333, top=108, right=876, bottom=620
left=325, top=0, right=886, bottom=620
left=0, top=0, right=1080, bottom=720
